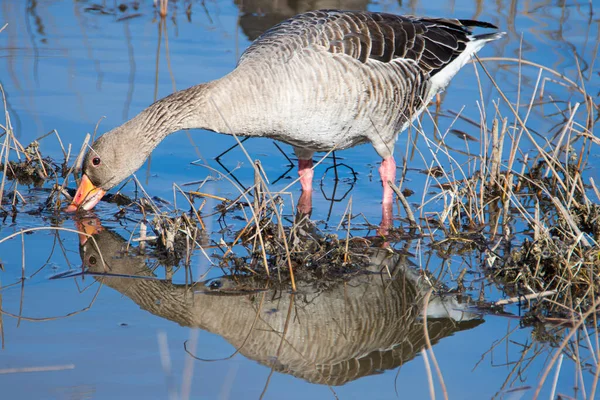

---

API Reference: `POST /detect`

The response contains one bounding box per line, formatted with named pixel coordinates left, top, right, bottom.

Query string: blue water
left=0, top=0, right=598, bottom=399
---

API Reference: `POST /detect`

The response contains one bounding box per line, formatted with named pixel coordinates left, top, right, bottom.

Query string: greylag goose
left=66, top=10, right=503, bottom=231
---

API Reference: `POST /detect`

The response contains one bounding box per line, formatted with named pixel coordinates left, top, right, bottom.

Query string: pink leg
left=378, top=157, right=396, bottom=235
left=298, top=159, right=314, bottom=192
left=297, top=190, right=312, bottom=216
left=297, top=159, right=314, bottom=215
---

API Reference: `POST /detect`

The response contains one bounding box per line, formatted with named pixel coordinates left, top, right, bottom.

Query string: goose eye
left=92, top=157, right=101, bottom=167
left=88, top=256, right=97, bottom=265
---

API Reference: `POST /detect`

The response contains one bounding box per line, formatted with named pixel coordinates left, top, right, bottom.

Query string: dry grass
left=423, top=55, right=599, bottom=319
left=405, top=54, right=599, bottom=398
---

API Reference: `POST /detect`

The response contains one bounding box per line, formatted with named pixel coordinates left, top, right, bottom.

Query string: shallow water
left=0, top=1, right=599, bottom=399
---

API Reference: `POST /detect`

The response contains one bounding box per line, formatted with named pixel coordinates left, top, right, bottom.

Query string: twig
left=423, top=289, right=448, bottom=400
left=494, top=290, right=558, bottom=306
left=0, top=365, right=75, bottom=374
left=343, top=197, right=352, bottom=264
left=388, top=180, right=419, bottom=230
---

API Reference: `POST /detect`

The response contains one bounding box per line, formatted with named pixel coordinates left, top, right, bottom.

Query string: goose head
left=65, top=125, right=149, bottom=212
left=65, top=86, right=210, bottom=212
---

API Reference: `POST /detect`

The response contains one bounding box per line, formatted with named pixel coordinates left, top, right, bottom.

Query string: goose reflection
left=78, top=220, right=483, bottom=386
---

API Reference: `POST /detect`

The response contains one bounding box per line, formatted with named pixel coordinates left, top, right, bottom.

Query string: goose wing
left=239, top=10, right=499, bottom=76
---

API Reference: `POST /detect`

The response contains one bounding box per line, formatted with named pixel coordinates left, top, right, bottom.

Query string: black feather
left=241, top=10, right=501, bottom=77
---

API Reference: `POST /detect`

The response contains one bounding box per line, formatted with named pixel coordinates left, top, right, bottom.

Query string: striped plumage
left=67, top=10, right=504, bottom=232
left=243, top=10, right=498, bottom=73
left=230, top=10, right=502, bottom=157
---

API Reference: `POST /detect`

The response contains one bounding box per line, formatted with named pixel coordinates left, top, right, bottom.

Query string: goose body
left=67, top=10, right=503, bottom=230
left=219, top=10, right=498, bottom=156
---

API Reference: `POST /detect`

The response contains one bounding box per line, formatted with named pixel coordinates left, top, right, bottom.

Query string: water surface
left=0, top=1, right=598, bottom=399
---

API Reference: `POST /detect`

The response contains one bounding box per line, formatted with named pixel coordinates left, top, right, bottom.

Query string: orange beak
left=76, top=217, right=104, bottom=245
left=65, top=174, right=106, bottom=212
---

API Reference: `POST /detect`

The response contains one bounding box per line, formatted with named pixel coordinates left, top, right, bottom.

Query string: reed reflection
left=234, top=0, right=369, bottom=40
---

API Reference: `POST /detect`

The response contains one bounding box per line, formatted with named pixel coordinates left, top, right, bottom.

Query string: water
left=0, top=1, right=599, bottom=399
